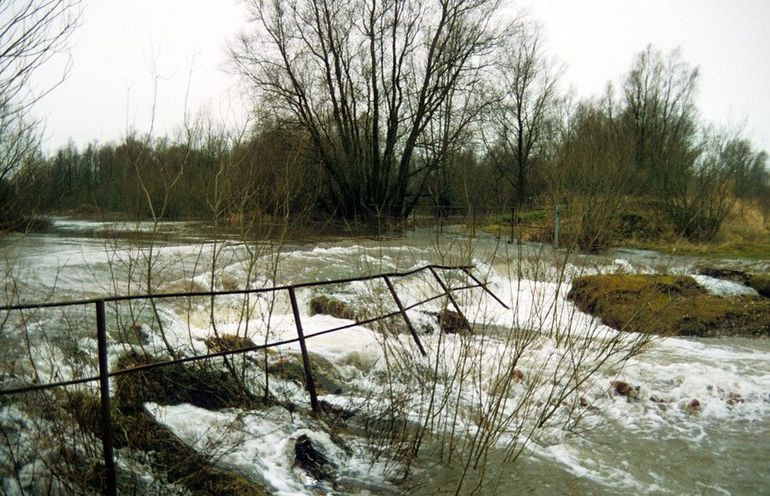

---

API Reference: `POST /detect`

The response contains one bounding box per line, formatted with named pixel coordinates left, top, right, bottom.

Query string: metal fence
left=0, top=264, right=508, bottom=495
left=408, top=204, right=563, bottom=247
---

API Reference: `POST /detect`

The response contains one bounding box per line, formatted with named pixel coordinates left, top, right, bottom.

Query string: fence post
left=287, top=286, right=319, bottom=413
left=553, top=204, right=561, bottom=249
left=383, top=276, right=426, bottom=357
left=95, top=300, right=117, bottom=496
left=471, top=205, right=476, bottom=238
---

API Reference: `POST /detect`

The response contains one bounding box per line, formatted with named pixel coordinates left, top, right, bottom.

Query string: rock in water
left=611, top=380, right=640, bottom=400
left=295, top=434, right=337, bottom=481
left=684, top=398, right=701, bottom=414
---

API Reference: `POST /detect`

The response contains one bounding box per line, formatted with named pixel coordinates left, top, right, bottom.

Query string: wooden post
left=95, top=300, right=117, bottom=496
left=287, top=286, right=319, bottom=412
left=471, top=205, right=476, bottom=238
left=383, top=276, right=426, bottom=356
left=553, top=204, right=561, bottom=249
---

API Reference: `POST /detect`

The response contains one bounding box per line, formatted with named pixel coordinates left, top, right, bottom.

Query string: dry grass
left=114, top=351, right=259, bottom=411
left=480, top=198, right=770, bottom=258
left=619, top=199, right=770, bottom=259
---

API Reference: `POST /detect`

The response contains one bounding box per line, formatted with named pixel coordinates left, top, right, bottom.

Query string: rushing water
left=1, top=218, right=768, bottom=495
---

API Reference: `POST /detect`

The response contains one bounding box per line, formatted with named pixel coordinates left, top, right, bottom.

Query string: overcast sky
left=30, top=0, right=770, bottom=153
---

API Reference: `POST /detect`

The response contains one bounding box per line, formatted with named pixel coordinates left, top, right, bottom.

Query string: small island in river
left=567, top=271, right=770, bottom=337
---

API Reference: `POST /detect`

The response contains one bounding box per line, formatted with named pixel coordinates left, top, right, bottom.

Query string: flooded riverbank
left=1, top=219, right=768, bottom=494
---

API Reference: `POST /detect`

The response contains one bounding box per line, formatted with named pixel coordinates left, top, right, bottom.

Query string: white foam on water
left=4, top=229, right=770, bottom=494
left=146, top=402, right=394, bottom=495
left=534, top=443, right=649, bottom=493
left=691, top=274, right=758, bottom=297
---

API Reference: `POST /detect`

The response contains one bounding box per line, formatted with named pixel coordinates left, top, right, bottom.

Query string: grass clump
left=114, top=351, right=258, bottom=411
left=204, top=333, right=256, bottom=353
left=61, top=390, right=269, bottom=495
left=309, top=295, right=357, bottom=320
left=568, top=274, right=770, bottom=337
left=267, top=352, right=344, bottom=394
left=59, top=350, right=273, bottom=494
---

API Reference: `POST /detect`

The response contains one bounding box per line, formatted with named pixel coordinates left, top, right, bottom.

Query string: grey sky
left=31, top=0, right=770, bottom=152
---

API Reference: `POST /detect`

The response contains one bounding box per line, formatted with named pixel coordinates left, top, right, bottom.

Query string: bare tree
left=621, top=45, right=699, bottom=195
left=484, top=20, right=560, bottom=207
left=0, top=0, right=79, bottom=225
left=665, top=126, right=761, bottom=241
left=0, top=0, right=79, bottom=178
left=549, top=93, right=635, bottom=250
left=231, top=0, right=505, bottom=220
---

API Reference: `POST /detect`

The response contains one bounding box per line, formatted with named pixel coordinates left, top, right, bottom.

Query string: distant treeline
left=13, top=124, right=319, bottom=222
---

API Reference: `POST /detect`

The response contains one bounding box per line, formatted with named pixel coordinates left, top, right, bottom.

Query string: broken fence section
left=0, top=264, right=509, bottom=495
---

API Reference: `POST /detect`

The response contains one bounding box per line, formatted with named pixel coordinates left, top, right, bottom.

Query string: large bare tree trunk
left=231, top=0, right=504, bottom=221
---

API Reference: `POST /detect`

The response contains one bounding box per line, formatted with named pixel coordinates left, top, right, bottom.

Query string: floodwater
left=1, top=218, right=768, bottom=495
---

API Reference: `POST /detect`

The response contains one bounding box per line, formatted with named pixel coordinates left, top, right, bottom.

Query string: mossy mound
left=309, top=295, right=357, bottom=320
left=567, top=274, right=770, bottom=337
left=113, top=410, right=268, bottom=495
left=204, top=333, right=256, bottom=353
left=114, top=351, right=258, bottom=412
left=267, top=352, right=345, bottom=394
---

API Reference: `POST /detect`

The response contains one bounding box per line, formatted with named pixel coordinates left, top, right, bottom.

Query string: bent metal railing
left=0, top=264, right=508, bottom=495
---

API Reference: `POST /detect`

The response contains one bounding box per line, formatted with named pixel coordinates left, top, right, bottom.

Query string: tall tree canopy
left=486, top=20, right=560, bottom=206
left=621, top=45, right=700, bottom=195
left=231, top=0, right=505, bottom=220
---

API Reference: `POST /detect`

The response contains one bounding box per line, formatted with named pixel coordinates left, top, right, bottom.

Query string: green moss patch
left=567, top=274, right=770, bottom=337
left=204, top=333, right=256, bottom=353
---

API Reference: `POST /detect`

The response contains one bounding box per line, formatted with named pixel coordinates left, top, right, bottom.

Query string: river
left=1, top=218, right=768, bottom=495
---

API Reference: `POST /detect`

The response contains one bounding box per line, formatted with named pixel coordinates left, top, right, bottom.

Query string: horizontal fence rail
left=0, top=264, right=475, bottom=312
left=405, top=203, right=564, bottom=246
left=0, top=264, right=509, bottom=496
